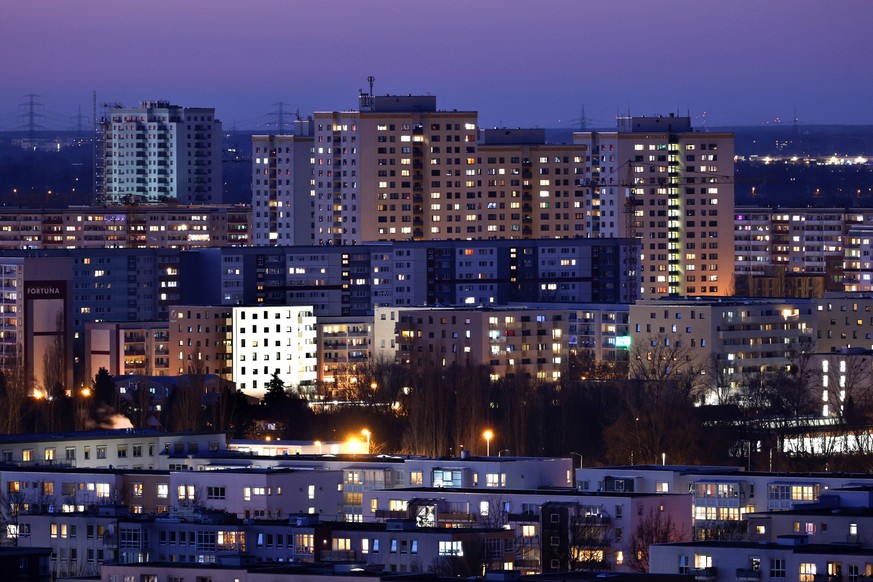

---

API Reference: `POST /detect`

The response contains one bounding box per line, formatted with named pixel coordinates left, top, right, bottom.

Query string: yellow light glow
left=346, top=437, right=363, bottom=454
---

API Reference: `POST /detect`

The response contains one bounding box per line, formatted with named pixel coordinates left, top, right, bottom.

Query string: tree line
left=4, top=341, right=873, bottom=471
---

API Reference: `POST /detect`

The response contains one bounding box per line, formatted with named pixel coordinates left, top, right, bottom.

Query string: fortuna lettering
left=27, top=287, right=61, bottom=295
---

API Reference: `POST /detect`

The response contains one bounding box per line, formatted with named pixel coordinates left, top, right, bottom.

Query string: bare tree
left=603, top=380, right=706, bottom=466
left=41, top=311, right=65, bottom=401
left=165, top=360, right=205, bottom=432
left=566, top=351, right=627, bottom=383
left=428, top=538, right=488, bottom=577
left=450, top=361, right=490, bottom=456
left=401, top=362, right=454, bottom=456
left=702, top=354, right=739, bottom=406
left=0, top=490, right=26, bottom=546
left=124, top=382, right=153, bottom=429
left=819, top=354, right=873, bottom=422
left=569, top=507, right=614, bottom=571
left=0, top=365, right=28, bottom=435
left=629, top=333, right=702, bottom=383
left=479, top=495, right=509, bottom=529
left=625, top=508, right=687, bottom=573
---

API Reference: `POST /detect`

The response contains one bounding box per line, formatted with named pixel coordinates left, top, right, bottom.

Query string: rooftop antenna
left=368, top=75, right=375, bottom=97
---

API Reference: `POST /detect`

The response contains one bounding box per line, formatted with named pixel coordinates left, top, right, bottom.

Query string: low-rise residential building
left=171, top=451, right=572, bottom=523
left=0, top=430, right=226, bottom=471
left=363, top=486, right=691, bottom=573
left=577, top=465, right=873, bottom=541
left=393, top=304, right=631, bottom=382
left=651, top=539, right=873, bottom=582
left=629, top=298, right=816, bottom=401
left=15, top=507, right=121, bottom=578
left=168, top=468, right=344, bottom=520
left=651, top=486, right=873, bottom=582
left=111, top=515, right=514, bottom=574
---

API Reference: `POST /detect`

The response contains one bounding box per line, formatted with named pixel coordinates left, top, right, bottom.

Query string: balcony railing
left=692, top=568, right=717, bottom=581
left=736, top=568, right=761, bottom=581
left=321, top=549, right=357, bottom=561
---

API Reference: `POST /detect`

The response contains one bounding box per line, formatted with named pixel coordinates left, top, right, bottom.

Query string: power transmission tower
left=267, top=102, right=294, bottom=134
left=70, top=105, right=89, bottom=137
left=18, top=94, right=46, bottom=148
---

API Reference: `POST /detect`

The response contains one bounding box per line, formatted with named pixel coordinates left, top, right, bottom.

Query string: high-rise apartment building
left=575, top=115, right=735, bottom=298
left=251, top=119, right=315, bottom=246
left=311, top=96, right=733, bottom=298
left=312, top=94, right=479, bottom=245
left=101, top=101, right=222, bottom=204
left=311, top=95, right=598, bottom=245
left=477, top=129, right=590, bottom=238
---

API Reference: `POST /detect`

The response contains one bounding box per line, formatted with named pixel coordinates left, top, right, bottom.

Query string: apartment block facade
left=312, top=95, right=479, bottom=245
left=251, top=122, right=315, bottom=246
left=734, top=206, right=873, bottom=278
left=629, top=298, right=816, bottom=399
left=230, top=306, right=317, bottom=396
left=84, top=321, right=170, bottom=380
left=575, top=115, right=735, bottom=298
left=0, top=205, right=249, bottom=250
left=101, top=102, right=222, bottom=204
left=393, top=304, right=631, bottom=382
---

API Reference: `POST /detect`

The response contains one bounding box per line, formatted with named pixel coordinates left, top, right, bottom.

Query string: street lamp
left=361, top=429, right=371, bottom=453
left=570, top=451, right=584, bottom=468
left=483, top=429, right=494, bottom=456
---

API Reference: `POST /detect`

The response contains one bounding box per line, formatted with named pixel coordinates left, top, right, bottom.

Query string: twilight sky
left=2, top=0, right=872, bottom=130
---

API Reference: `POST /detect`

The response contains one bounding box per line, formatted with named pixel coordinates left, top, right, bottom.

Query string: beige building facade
left=575, top=115, right=735, bottom=298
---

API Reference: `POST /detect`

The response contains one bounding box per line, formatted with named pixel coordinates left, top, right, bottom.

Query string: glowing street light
left=361, top=429, right=371, bottom=453
left=483, top=429, right=494, bottom=456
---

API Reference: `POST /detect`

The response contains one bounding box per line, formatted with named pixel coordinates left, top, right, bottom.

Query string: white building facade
left=231, top=306, right=317, bottom=397
left=102, top=101, right=222, bottom=204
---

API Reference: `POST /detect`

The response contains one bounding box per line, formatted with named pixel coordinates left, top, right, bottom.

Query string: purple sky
left=2, top=0, right=872, bottom=130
